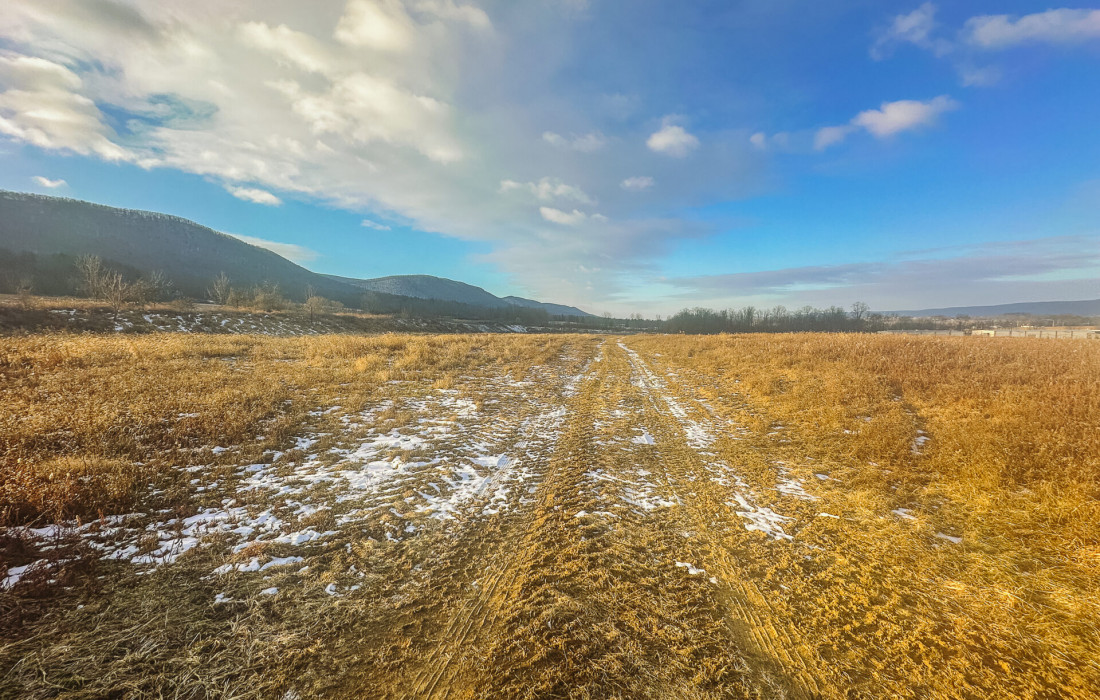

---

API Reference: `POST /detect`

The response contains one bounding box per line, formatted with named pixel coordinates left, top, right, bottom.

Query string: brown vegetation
left=0, top=331, right=1096, bottom=698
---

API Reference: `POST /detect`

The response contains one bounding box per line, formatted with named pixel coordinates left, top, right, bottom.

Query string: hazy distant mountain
left=328, top=274, right=593, bottom=317
left=327, top=274, right=505, bottom=308
left=891, top=299, right=1100, bottom=318
left=501, top=295, right=594, bottom=318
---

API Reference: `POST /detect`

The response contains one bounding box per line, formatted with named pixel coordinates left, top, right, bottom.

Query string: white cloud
left=500, top=177, right=593, bottom=203
left=226, top=185, right=283, bottom=206
left=965, top=9, right=1100, bottom=48
left=646, top=118, right=699, bottom=157
left=852, top=95, right=958, bottom=137
left=871, top=3, right=950, bottom=59
left=817, top=96, right=958, bottom=150
left=542, top=131, right=606, bottom=152
left=32, top=175, right=66, bottom=188
left=813, top=125, right=855, bottom=151
left=0, top=52, right=132, bottom=161
left=0, top=0, right=764, bottom=310
left=539, top=206, right=604, bottom=225
left=620, top=176, right=654, bottom=191
left=290, top=72, right=463, bottom=163
left=335, top=0, right=417, bottom=51
left=872, top=6, right=1099, bottom=88
left=749, top=131, right=793, bottom=151
left=361, top=218, right=391, bottom=230
left=228, top=233, right=319, bottom=264
left=239, top=22, right=334, bottom=74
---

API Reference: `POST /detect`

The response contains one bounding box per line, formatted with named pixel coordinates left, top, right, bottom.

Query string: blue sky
left=1, top=1, right=1098, bottom=314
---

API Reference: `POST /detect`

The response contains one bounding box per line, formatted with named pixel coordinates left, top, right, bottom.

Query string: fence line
left=878, top=329, right=1100, bottom=339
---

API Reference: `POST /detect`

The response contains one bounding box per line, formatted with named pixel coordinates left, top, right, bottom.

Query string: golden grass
left=630, top=333, right=1100, bottom=697
left=0, top=332, right=575, bottom=526
left=2, top=331, right=1097, bottom=698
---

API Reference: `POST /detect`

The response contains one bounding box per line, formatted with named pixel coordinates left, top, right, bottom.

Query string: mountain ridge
left=326, top=273, right=592, bottom=317
left=0, top=190, right=591, bottom=317
left=889, top=299, right=1100, bottom=318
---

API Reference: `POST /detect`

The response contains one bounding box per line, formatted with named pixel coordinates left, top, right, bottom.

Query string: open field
left=1, top=332, right=1098, bottom=698
left=0, top=296, right=550, bottom=336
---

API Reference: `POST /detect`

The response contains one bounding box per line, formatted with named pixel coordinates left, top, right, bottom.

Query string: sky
left=1, top=0, right=1098, bottom=315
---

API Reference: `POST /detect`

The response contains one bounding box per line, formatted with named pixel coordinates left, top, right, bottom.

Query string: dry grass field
left=1, top=331, right=1097, bottom=698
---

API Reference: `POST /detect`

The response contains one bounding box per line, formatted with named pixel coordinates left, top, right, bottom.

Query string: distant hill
left=0, top=190, right=365, bottom=305
left=326, top=274, right=504, bottom=308
left=891, top=299, right=1100, bottom=318
left=0, top=191, right=592, bottom=318
left=328, top=274, right=593, bottom=317
left=501, top=295, right=594, bottom=318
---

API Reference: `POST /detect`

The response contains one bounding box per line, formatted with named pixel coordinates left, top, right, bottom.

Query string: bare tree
left=304, top=294, right=327, bottom=322
left=102, top=271, right=131, bottom=321
left=850, top=301, right=870, bottom=323
left=76, top=255, right=106, bottom=300
left=129, top=279, right=154, bottom=308
left=209, top=272, right=231, bottom=305
left=16, top=275, right=34, bottom=309
left=147, top=270, right=174, bottom=303
left=251, top=282, right=286, bottom=311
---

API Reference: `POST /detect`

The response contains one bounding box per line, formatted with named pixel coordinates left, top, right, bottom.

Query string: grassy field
left=1, top=331, right=1097, bottom=698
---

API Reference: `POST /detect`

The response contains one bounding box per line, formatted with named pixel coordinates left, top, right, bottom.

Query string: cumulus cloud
left=542, top=131, right=606, bottom=152
left=228, top=233, right=319, bottom=264
left=620, top=176, right=654, bottom=191
left=334, top=0, right=417, bottom=51
left=646, top=118, right=699, bottom=157
left=500, top=177, right=593, bottom=204
left=239, top=22, right=334, bottom=74
left=361, top=218, right=392, bottom=230
left=226, top=185, right=283, bottom=206
left=32, top=175, right=66, bottom=188
left=0, top=0, right=764, bottom=309
left=852, top=95, right=958, bottom=137
left=0, top=52, right=132, bottom=161
left=291, top=72, right=464, bottom=163
left=816, top=96, right=958, bottom=149
left=965, top=9, right=1100, bottom=48
left=539, top=206, right=605, bottom=225
left=872, top=6, right=1099, bottom=87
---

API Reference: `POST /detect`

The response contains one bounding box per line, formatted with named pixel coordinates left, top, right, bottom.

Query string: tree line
left=5, top=248, right=1069, bottom=333
left=663, top=303, right=879, bottom=333
left=0, top=250, right=580, bottom=326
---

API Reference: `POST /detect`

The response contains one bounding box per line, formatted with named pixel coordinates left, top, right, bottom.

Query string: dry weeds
left=1, top=331, right=1096, bottom=698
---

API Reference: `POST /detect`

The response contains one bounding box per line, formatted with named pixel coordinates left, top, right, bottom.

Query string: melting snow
left=911, top=431, right=930, bottom=455
left=2, top=560, right=48, bottom=590
left=675, top=561, right=706, bottom=576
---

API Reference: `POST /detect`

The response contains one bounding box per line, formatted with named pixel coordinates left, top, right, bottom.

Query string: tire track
left=469, top=340, right=758, bottom=699
left=407, top=391, right=588, bottom=699
left=616, top=338, right=825, bottom=698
